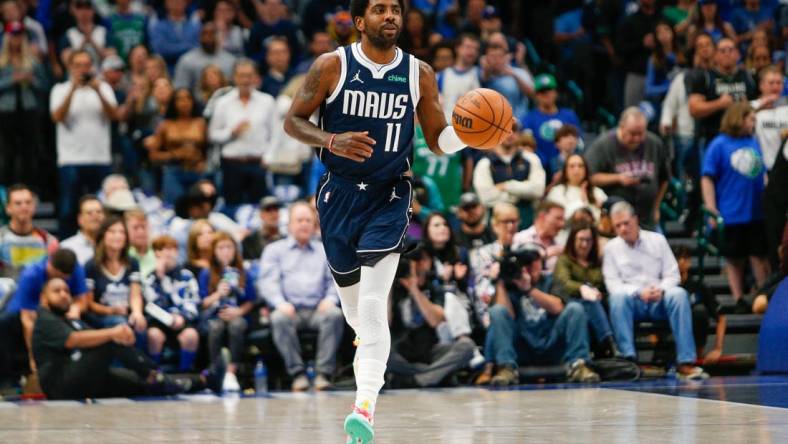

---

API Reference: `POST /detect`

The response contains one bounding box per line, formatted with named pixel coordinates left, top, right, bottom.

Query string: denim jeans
left=58, top=164, right=111, bottom=237
left=608, top=287, right=697, bottom=364
left=580, top=299, right=614, bottom=342
left=162, top=166, right=204, bottom=205
left=487, top=301, right=591, bottom=368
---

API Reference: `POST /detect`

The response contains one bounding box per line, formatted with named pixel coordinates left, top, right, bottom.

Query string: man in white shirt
left=209, top=59, right=276, bottom=213
left=50, top=50, right=118, bottom=237
left=436, top=33, right=481, bottom=122
left=751, top=66, right=788, bottom=173
left=60, top=195, right=105, bottom=265
left=603, top=201, right=707, bottom=380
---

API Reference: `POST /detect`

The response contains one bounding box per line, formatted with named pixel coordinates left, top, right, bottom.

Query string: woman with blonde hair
left=197, top=64, right=228, bottom=106
left=0, top=21, right=47, bottom=185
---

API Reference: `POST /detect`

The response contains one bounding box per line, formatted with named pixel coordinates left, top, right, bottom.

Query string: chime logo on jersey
left=342, top=90, right=409, bottom=120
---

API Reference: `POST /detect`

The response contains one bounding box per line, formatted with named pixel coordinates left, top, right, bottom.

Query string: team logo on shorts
left=390, top=187, right=401, bottom=202
left=729, top=147, right=763, bottom=178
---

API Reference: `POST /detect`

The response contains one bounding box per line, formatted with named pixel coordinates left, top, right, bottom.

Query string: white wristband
left=438, top=125, right=466, bottom=154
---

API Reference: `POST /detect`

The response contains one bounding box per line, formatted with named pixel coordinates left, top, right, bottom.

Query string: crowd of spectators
left=0, top=0, right=787, bottom=398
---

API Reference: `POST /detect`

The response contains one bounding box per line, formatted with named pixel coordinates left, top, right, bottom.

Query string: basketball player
left=283, top=1, right=471, bottom=442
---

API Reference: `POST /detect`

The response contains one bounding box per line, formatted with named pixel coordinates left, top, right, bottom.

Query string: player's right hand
left=330, top=131, right=375, bottom=162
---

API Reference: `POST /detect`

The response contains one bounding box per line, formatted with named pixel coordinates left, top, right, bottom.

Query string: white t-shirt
left=753, top=103, right=788, bottom=170
left=49, top=81, right=116, bottom=166
left=437, top=66, right=480, bottom=121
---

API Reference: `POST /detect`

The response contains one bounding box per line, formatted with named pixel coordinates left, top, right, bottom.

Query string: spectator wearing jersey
left=437, top=34, right=480, bottom=121
left=106, top=0, right=146, bottom=61
left=0, top=185, right=58, bottom=280
left=173, top=22, right=235, bottom=98
left=148, top=0, right=201, bottom=70
left=61, top=195, right=105, bottom=265
left=144, top=235, right=201, bottom=371
left=701, top=102, right=771, bottom=313
left=473, top=133, right=546, bottom=229
left=522, top=74, right=581, bottom=172
left=84, top=218, right=146, bottom=336
left=58, top=0, right=109, bottom=68
left=412, top=120, right=464, bottom=211
left=50, top=50, right=118, bottom=238
left=751, top=66, right=788, bottom=172
left=199, top=232, right=255, bottom=392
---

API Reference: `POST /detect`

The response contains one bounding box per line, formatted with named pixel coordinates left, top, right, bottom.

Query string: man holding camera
left=486, top=246, right=600, bottom=386
left=50, top=50, right=118, bottom=237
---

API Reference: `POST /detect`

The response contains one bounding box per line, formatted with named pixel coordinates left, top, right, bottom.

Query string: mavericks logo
left=387, top=74, right=407, bottom=84
left=729, top=147, right=763, bottom=178
left=538, top=119, right=564, bottom=142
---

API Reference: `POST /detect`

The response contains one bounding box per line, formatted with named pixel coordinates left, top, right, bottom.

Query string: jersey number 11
left=384, top=123, right=402, bottom=153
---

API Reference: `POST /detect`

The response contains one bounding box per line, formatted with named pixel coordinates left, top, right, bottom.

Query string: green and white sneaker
left=345, top=402, right=374, bottom=444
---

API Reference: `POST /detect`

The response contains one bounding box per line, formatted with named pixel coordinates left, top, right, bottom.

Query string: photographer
left=486, top=246, right=600, bottom=386
left=50, top=50, right=118, bottom=237
left=387, top=246, right=475, bottom=388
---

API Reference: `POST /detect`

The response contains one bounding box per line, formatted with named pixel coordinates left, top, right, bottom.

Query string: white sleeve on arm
left=208, top=99, right=233, bottom=144
left=438, top=125, right=466, bottom=154
left=473, top=157, right=505, bottom=205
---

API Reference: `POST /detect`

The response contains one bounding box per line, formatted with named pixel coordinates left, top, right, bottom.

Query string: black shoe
left=733, top=298, right=752, bottom=315
left=598, top=336, right=621, bottom=359
left=386, top=373, right=419, bottom=389
left=202, top=351, right=228, bottom=394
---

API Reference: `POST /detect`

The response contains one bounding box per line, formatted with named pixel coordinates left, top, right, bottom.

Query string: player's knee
left=358, top=298, right=386, bottom=344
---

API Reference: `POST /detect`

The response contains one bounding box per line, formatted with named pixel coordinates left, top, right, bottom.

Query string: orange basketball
left=452, top=88, right=514, bottom=149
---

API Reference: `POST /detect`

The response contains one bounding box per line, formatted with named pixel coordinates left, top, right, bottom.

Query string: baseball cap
left=259, top=196, right=282, bottom=210
left=534, top=73, right=557, bottom=92
left=459, top=192, right=481, bottom=209
left=482, top=6, right=499, bottom=20
left=101, top=54, right=125, bottom=72
left=73, top=0, right=93, bottom=8
left=105, top=189, right=138, bottom=212
left=4, top=21, right=24, bottom=35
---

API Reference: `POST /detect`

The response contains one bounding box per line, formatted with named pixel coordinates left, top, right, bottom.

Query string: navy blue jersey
left=320, top=43, right=421, bottom=182
left=85, top=258, right=141, bottom=308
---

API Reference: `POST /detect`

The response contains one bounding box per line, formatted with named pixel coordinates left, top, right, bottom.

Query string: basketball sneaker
left=345, top=402, right=374, bottom=444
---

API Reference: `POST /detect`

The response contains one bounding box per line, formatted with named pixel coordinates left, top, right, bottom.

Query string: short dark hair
left=6, top=183, right=35, bottom=201
left=350, top=0, right=405, bottom=22
left=672, top=245, right=693, bottom=260
left=51, top=249, right=78, bottom=275
left=456, top=33, right=480, bottom=48
left=554, top=124, right=579, bottom=143
left=536, top=200, right=565, bottom=217
left=78, top=194, right=102, bottom=214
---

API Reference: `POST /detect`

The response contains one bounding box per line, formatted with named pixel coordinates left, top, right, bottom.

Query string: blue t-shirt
left=702, top=134, right=766, bottom=225
left=522, top=108, right=581, bottom=169
left=482, top=67, right=532, bottom=125
left=198, top=266, right=256, bottom=318
left=5, top=258, right=88, bottom=314
left=85, top=258, right=141, bottom=308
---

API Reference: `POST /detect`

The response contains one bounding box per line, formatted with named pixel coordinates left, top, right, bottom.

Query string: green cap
left=534, top=73, right=557, bottom=92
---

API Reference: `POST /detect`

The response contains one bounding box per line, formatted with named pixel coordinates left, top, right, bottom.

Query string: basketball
left=452, top=88, right=514, bottom=149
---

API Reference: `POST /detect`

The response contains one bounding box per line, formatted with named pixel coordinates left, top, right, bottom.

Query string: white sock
left=336, top=282, right=360, bottom=333
left=354, top=253, right=400, bottom=417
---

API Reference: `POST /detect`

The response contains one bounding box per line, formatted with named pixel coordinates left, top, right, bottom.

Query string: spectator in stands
left=241, top=196, right=283, bottom=261
left=59, top=0, right=109, bottom=68
left=185, top=218, right=215, bottom=277
left=196, top=64, right=228, bottom=106
left=33, top=277, right=220, bottom=399
left=144, top=235, right=201, bottom=371
left=436, top=33, right=480, bottom=121
left=745, top=44, right=772, bottom=79
left=1, top=0, right=46, bottom=57
left=125, top=209, right=155, bottom=278
left=455, top=192, right=494, bottom=251
left=615, top=0, right=659, bottom=107
left=61, top=195, right=105, bottom=265
left=260, top=36, right=293, bottom=97
left=585, top=107, right=670, bottom=229
left=0, top=185, right=58, bottom=279
left=486, top=245, right=599, bottom=386
left=199, top=231, right=255, bottom=392
left=473, top=132, right=545, bottom=229
left=84, top=217, right=146, bottom=334
left=107, top=0, right=146, bottom=62
left=169, top=183, right=248, bottom=253
left=0, top=21, right=46, bottom=188
left=50, top=50, right=118, bottom=238
left=145, top=55, right=170, bottom=83
left=674, top=245, right=726, bottom=364
left=523, top=74, right=581, bottom=171
left=752, top=66, right=787, bottom=172
left=127, top=44, right=148, bottom=78
left=326, top=10, right=357, bottom=47
left=513, top=201, right=566, bottom=280
left=300, top=0, right=345, bottom=40
left=660, top=32, right=715, bottom=181
left=753, top=227, right=788, bottom=314
left=688, top=37, right=757, bottom=147
left=422, top=213, right=468, bottom=291
left=209, top=59, right=276, bottom=211
left=259, top=202, right=343, bottom=391
left=480, top=42, right=533, bottom=124
left=143, top=88, right=207, bottom=204
left=174, top=22, right=235, bottom=98
left=701, top=102, right=771, bottom=313
left=246, top=0, right=301, bottom=65
left=764, top=130, right=788, bottom=270
left=686, top=0, right=737, bottom=45
left=213, top=0, right=246, bottom=57
left=295, top=31, right=334, bottom=74
left=398, top=8, right=438, bottom=61
left=0, top=249, right=87, bottom=376
left=428, top=41, right=454, bottom=72
left=552, top=223, right=618, bottom=358
left=603, top=201, right=707, bottom=380
left=731, top=0, right=773, bottom=49
left=546, top=154, right=608, bottom=222
left=644, top=21, right=680, bottom=114
left=411, top=117, right=464, bottom=211
left=387, top=247, right=476, bottom=388
left=547, top=125, right=581, bottom=186
left=148, top=0, right=201, bottom=69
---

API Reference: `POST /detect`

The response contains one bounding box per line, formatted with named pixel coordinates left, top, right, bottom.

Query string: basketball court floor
left=2, top=376, right=788, bottom=443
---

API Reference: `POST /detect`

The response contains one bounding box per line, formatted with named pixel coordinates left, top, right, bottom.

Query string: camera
left=498, top=246, right=541, bottom=283
left=81, top=72, right=94, bottom=83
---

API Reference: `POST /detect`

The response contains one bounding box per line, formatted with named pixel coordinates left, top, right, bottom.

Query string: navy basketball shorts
left=316, top=172, right=413, bottom=287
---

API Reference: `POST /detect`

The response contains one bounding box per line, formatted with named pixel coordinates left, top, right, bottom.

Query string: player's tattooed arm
left=416, top=60, right=449, bottom=156
left=284, top=52, right=340, bottom=147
